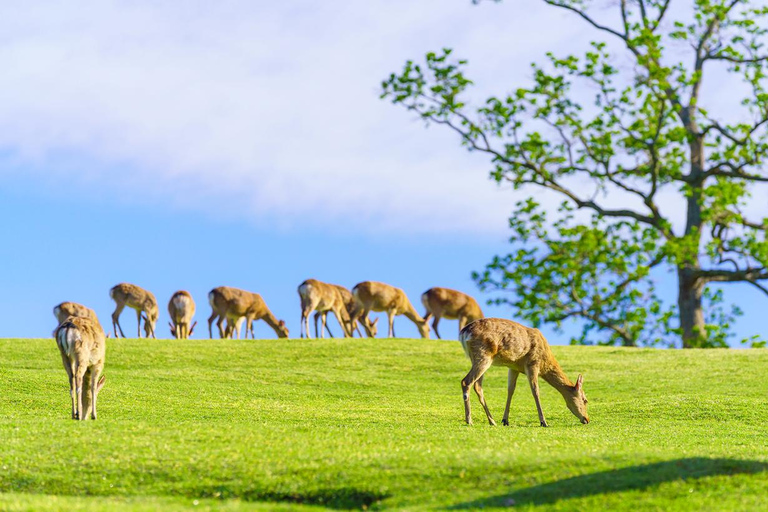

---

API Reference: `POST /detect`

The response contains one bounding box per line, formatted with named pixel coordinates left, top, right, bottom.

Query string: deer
left=110, top=283, right=159, bottom=339
left=351, top=281, right=429, bottom=338
left=459, top=318, right=589, bottom=427
left=298, top=279, right=352, bottom=338
left=421, top=287, right=484, bottom=339
left=207, top=286, right=289, bottom=339
left=313, top=285, right=378, bottom=338
left=54, top=316, right=106, bottom=420
left=168, top=290, right=197, bottom=339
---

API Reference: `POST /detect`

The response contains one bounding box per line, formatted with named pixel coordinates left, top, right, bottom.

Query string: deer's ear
left=372, top=318, right=379, bottom=327
left=279, top=320, right=286, bottom=327
left=575, top=374, right=584, bottom=391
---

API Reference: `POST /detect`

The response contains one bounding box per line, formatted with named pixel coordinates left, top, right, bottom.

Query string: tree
left=381, top=0, right=768, bottom=347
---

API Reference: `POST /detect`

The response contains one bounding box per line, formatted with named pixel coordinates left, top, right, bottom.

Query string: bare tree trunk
left=677, top=267, right=705, bottom=348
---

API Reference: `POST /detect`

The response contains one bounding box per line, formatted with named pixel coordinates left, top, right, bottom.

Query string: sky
left=0, top=0, right=765, bottom=344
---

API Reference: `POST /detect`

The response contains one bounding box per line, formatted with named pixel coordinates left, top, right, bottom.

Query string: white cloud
left=0, top=0, right=589, bottom=235
left=2, top=0, right=757, bottom=236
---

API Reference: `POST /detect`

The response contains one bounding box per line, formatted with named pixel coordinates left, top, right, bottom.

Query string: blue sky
left=0, top=0, right=765, bottom=344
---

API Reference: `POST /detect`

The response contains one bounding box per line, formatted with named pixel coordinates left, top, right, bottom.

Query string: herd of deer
left=51, top=280, right=590, bottom=426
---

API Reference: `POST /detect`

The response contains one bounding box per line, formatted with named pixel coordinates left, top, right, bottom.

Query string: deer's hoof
left=540, top=421, right=549, bottom=427
left=489, top=420, right=497, bottom=426
left=502, top=419, right=509, bottom=426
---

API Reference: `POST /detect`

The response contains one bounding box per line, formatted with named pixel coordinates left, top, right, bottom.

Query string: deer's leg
left=525, top=365, right=548, bottom=427
left=217, top=314, right=227, bottom=339
left=233, top=317, right=243, bottom=339
left=60, top=353, right=76, bottom=419
left=207, top=312, right=217, bottom=339
left=432, top=316, right=442, bottom=340
left=75, top=365, right=86, bottom=421
left=360, top=309, right=373, bottom=337
left=112, top=304, right=126, bottom=338
left=333, top=308, right=349, bottom=337
left=387, top=310, right=395, bottom=338
left=135, top=309, right=142, bottom=338
left=473, top=374, right=496, bottom=426
left=502, top=369, right=520, bottom=426
left=90, top=364, right=103, bottom=420
left=322, top=312, right=334, bottom=338
left=461, top=356, right=493, bottom=425
left=458, top=316, right=469, bottom=334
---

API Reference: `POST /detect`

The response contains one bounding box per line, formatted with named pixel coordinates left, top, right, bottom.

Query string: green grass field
left=1, top=336, right=767, bottom=511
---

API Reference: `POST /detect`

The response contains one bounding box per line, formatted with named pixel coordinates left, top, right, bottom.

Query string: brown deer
left=313, top=285, right=378, bottom=338
left=421, top=287, right=484, bottom=339
left=168, top=290, right=197, bottom=339
left=298, top=279, right=352, bottom=338
left=351, top=281, right=429, bottom=338
left=54, top=316, right=106, bottom=420
left=110, top=283, right=159, bottom=338
left=459, top=318, right=589, bottom=427
left=208, top=286, right=289, bottom=339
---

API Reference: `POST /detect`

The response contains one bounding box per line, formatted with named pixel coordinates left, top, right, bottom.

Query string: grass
left=0, top=336, right=767, bottom=511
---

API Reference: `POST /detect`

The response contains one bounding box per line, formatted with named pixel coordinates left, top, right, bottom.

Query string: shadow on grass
left=195, top=486, right=389, bottom=510
left=451, top=458, right=768, bottom=508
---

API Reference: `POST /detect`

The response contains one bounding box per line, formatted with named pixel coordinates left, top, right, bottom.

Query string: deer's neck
left=261, top=310, right=281, bottom=333
left=540, top=360, right=574, bottom=396
left=402, top=301, right=425, bottom=325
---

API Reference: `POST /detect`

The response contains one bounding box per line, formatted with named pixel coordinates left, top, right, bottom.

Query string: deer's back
left=299, top=279, right=340, bottom=309
left=422, top=287, right=481, bottom=319
left=353, top=281, right=403, bottom=312
left=460, top=318, right=550, bottom=369
left=56, top=316, right=106, bottom=363
left=169, top=291, right=195, bottom=320
left=54, top=302, right=97, bottom=324
left=111, top=283, right=157, bottom=309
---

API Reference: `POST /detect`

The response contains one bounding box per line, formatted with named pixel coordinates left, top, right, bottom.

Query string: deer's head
left=368, top=317, right=379, bottom=337
left=276, top=319, right=289, bottom=338
left=563, top=374, right=589, bottom=424
left=417, top=319, right=430, bottom=339
left=143, top=305, right=159, bottom=338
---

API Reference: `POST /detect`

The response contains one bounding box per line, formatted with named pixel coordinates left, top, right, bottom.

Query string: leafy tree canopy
left=382, top=0, right=768, bottom=347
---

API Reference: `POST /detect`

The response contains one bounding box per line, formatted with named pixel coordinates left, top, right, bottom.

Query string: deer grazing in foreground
left=298, top=279, right=352, bottom=338
left=208, top=286, right=289, bottom=339
left=421, top=287, right=484, bottom=339
left=54, top=316, right=106, bottom=420
left=352, top=281, right=429, bottom=338
left=459, top=318, right=589, bottom=427
left=110, top=283, right=159, bottom=338
left=168, top=290, right=197, bottom=339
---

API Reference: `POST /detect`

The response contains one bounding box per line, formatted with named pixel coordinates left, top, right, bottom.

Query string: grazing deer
left=421, top=287, right=484, bottom=339
left=168, top=290, right=197, bottom=339
left=313, top=285, right=377, bottom=338
left=207, top=286, right=289, bottom=339
left=351, top=281, right=429, bottom=338
left=459, top=318, right=589, bottom=427
left=54, top=316, right=106, bottom=420
left=110, top=283, right=159, bottom=338
left=298, top=279, right=352, bottom=338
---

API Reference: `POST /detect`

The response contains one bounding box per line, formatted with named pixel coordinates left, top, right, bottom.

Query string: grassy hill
left=0, top=336, right=767, bottom=511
